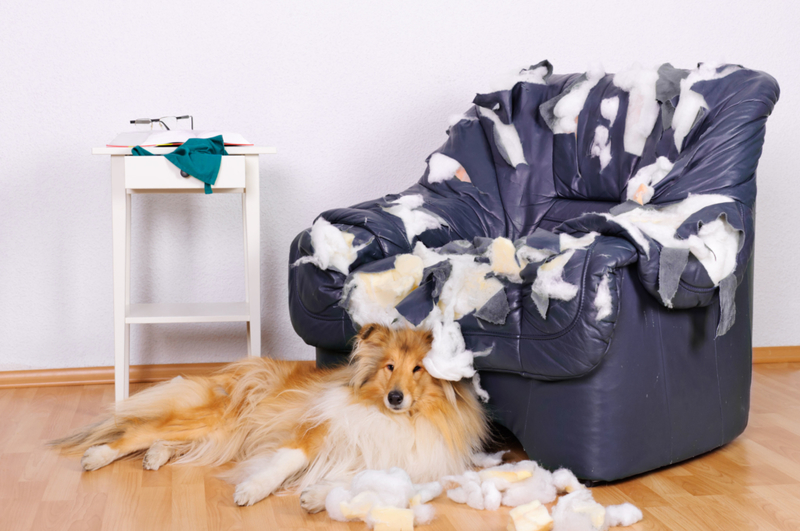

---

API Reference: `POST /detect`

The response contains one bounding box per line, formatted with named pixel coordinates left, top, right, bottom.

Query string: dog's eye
left=387, top=364, right=394, bottom=371
left=413, top=366, right=421, bottom=373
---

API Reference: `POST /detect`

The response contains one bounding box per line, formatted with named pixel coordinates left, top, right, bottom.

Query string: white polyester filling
left=324, top=467, right=440, bottom=525
left=612, top=194, right=739, bottom=284
left=483, top=64, right=549, bottom=94
left=427, top=153, right=462, bottom=183
left=594, top=274, right=612, bottom=321
left=600, top=96, right=619, bottom=125
left=673, top=63, right=741, bottom=152
left=476, top=106, right=527, bottom=167
left=383, top=194, right=446, bottom=243
left=552, top=64, right=605, bottom=135
left=625, top=156, right=675, bottom=205
left=560, top=232, right=598, bottom=252
left=532, top=249, right=579, bottom=305
left=293, top=217, right=362, bottom=275
left=613, top=64, right=660, bottom=156
left=590, top=125, right=612, bottom=171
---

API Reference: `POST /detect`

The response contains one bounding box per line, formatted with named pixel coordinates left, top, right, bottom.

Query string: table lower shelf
left=126, top=302, right=252, bottom=324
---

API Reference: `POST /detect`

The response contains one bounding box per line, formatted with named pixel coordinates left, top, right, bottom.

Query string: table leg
left=111, top=156, right=130, bottom=401
left=244, top=155, right=261, bottom=357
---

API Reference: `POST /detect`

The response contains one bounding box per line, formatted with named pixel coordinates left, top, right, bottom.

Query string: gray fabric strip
left=716, top=274, right=737, bottom=337
left=475, top=289, right=511, bottom=325
left=658, top=247, right=690, bottom=308
left=531, top=290, right=549, bottom=319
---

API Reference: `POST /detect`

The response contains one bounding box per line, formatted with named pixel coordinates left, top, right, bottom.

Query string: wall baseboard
left=0, top=363, right=227, bottom=390
left=752, top=346, right=800, bottom=364
left=0, top=349, right=795, bottom=389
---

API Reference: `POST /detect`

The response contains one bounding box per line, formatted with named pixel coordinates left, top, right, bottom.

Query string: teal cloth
left=132, top=135, right=228, bottom=194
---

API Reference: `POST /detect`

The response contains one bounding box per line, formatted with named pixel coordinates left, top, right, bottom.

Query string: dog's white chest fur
left=300, top=386, right=467, bottom=487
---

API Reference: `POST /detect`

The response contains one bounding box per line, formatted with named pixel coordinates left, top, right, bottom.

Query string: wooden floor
left=2, top=363, right=800, bottom=530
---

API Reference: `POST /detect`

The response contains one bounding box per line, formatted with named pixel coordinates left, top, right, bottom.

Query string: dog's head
left=349, top=324, right=442, bottom=414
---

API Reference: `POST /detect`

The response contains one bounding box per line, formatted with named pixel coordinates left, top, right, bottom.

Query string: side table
left=92, top=146, right=277, bottom=401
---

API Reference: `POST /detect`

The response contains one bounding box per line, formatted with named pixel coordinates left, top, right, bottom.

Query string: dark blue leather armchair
left=288, top=63, right=779, bottom=481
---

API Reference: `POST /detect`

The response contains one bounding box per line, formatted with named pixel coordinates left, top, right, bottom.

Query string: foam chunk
left=343, top=254, right=424, bottom=327
left=368, top=506, right=414, bottom=531
left=507, top=500, right=554, bottom=531
left=479, top=469, right=533, bottom=484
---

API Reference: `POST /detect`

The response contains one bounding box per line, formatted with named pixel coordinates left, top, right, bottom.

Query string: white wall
left=1, top=0, right=797, bottom=371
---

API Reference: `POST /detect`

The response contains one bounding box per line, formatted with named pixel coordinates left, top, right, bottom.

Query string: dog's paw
left=143, top=441, right=173, bottom=470
left=234, top=479, right=271, bottom=507
left=300, top=485, right=328, bottom=513
left=81, top=445, right=119, bottom=471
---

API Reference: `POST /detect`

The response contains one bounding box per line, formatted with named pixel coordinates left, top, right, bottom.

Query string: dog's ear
left=356, top=323, right=390, bottom=344
left=349, top=324, right=390, bottom=390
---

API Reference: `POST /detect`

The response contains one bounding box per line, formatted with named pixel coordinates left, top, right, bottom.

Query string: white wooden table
left=92, top=146, right=276, bottom=401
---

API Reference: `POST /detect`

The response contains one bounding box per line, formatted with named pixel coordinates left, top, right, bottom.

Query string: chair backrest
left=432, top=63, right=779, bottom=239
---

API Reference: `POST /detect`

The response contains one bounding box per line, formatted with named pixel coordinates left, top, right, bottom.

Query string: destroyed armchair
left=288, top=62, right=779, bottom=481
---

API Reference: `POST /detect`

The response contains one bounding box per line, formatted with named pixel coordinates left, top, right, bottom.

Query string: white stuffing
left=613, top=64, right=660, bottom=156
left=443, top=460, right=644, bottom=528
left=324, top=468, right=439, bottom=526
left=517, top=245, right=557, bottom=265
left=560, top=232, right=598, bottom=252
left=612, top=194, right=738, bottom=284
left=477, top=105, right=527, bottom=167
left=414, top=243, right=504, bottom=321
left=428, top=153, right=462, bottom=183
left=553, top=64, right=605, bottom=135
left=605, top=503, right=644, bottom=527
left=531, top=250, right=579, bottom=316
left=472, top=373, right=490, bottom=403
left=590, top=125, right=612, bottom=171
left=325, top=487, right=356, bottom=521
left=383, top=194, right=446, bottom=243
left=600, top=96, right=619, bottom=126
left=673, top=63, right=741, bottom=151
left=448, top=112, right=478, bottom=127
left=483, top=64, right=549, bottom=93
left=342, top=254, right=424, bottom=328
left=411, top=503, right=437, bottom=525
left=594, top=274, right=613, bottom=322
left=293, top=217, right=364, bottom=275
left=625, top=156, right=674, bottom=205
left=552, top=468, right=585, bottom=494
left=472, top=450, right=508, bottom=468
left=422, top=307, right=482, bottom=381
left=482, top=481, right=503, bottom=511
left=551, top=489, right=606, bottom=531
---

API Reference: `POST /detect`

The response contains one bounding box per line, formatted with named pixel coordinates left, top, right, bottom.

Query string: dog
left=50, top=324, right=489, bottom=510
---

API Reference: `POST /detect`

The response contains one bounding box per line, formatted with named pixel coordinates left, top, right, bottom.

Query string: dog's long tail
left=49, top=373, right=231, bottom=456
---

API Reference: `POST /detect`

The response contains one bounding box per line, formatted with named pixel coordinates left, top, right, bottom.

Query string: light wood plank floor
left=2, top=363, right=800, bottom=530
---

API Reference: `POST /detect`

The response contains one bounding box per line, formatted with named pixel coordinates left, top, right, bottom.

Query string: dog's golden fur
left=51, top=325, right=489, bottom=509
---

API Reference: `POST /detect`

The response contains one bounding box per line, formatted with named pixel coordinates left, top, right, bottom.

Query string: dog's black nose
left=387, top=390, right=404, bottom=406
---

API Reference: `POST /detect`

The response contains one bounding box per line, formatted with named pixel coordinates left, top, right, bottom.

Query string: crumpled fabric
left=133, top=135, right=228, bottom=194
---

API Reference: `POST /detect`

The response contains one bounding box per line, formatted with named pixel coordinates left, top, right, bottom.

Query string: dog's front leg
left=233, top=448, right=308, bottom=506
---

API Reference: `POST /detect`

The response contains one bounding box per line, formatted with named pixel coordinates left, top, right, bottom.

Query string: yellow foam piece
left=370, top=506, right=414, bottom=531
left=479, top=469, right=533, bottom=483
left=507, top=500, right=553, bottom=531
left=340, top=491, right=377, bottom=520
left=490, top=237, right=522, bottom=277
left=409, top=494, right=422, bottom=507
left=356, top=254, right=424, bottom=308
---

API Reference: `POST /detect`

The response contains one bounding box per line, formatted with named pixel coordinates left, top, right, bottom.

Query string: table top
left=92, top=146, right=276, bottom=155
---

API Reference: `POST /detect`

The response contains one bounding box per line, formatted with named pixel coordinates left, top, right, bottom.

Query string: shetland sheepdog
left=51, top=324, right=489, bottom=510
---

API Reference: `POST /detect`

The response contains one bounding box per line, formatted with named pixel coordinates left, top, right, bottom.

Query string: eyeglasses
left=130, top=115, right=194, bottom=131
